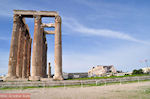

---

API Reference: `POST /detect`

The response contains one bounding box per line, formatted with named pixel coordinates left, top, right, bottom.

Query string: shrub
left=132, top=69, right=144, bottom=75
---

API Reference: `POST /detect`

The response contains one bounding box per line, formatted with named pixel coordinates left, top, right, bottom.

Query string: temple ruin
left=7, top=10, right=63, bottom=81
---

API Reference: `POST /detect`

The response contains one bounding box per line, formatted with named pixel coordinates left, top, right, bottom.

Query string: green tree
left=132, top=69, right=143, bottom=75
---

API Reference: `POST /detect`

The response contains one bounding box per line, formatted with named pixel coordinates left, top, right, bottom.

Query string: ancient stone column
left=44, top=42, right=47, bottom=77
left=22, top=35, right=28, bottom=78
left=42, top=34, right=47, bottom=78
left=41, top=30, right=46, bottom=78
left=8, top=15, right=21, bottom=78
left=53, top=16, right=63, bottom=80
left=27, top=38, right=32, bottom=77
left=30, top=15, right=42, bottom=80
left=16, top=27, right=25, bottom=78
left=42, top=41, right=47, bottom=77
left=48, top=62, right=51, bottom=78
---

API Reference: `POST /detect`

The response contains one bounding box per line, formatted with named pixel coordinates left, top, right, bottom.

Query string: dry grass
left=1, top=81, right=150, bottom=99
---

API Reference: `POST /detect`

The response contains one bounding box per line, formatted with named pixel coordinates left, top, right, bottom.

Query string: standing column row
left=16, top=29, right=31, bottom=78
left=15, top=25, right=31, bottom=78
left=8, top=15, right=32, bottom=79
left=8, top=13, right=63, bottom=80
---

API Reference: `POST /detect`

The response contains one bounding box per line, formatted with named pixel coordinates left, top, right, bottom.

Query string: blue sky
left=0, top=0, right=150, bottom=74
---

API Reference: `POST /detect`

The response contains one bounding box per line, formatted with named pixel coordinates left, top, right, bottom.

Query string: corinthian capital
left=13, top=14, right=20, bottom=22
left=55, top=15, right=61, bottom=23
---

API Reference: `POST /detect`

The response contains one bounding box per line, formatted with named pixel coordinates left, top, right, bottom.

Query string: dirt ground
left=1, top=81, right=150, bottom=99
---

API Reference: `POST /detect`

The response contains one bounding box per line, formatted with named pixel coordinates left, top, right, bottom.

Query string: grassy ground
left=67, top=74, right=150, bottom=80
left=1, top=79, right=150, bottom=90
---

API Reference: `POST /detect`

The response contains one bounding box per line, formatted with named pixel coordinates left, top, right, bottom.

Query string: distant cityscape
left=61, top=64, right=150, bottom=80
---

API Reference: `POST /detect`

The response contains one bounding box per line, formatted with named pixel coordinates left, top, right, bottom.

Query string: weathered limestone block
left=53, top=16, right=63, bottom=80
left=8, top=15, right=22, bottom=78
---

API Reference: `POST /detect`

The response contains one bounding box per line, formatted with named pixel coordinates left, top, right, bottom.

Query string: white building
left=142, top=67, right=150, bottom=73
left=88, top=65, right=117, bottom=77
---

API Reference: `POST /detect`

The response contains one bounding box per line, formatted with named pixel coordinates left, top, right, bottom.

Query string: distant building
left=63, top=72, right=88, bottom=79
left=88, top=65, right=117, bottom=77
left=115, top=72, right=132, bottom=76
left=0, top=74, right=6, bottom=79
left=63, top=72, right=69, bottom=79
left=142, top=67, right=150, bottom=73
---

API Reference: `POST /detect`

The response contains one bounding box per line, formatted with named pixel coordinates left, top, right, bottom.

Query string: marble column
left=27, top=38, right=32, bottom=77
left=22, top=34, right=28, bottom=78
left=16, top=27, right=25, bottom=78
left=42, top=34, right=47, bottom=78
left=8, top=15, right=21, bottom=78
left=41, top=30, right=45, bottom=78
left=30, top=15, right=42, bottom=80
left=53, top=16, right=63, bottom=80
left=44, top=42, right=47, bottom=77
left=48, top=62, right=51, bottom=78
left=42, top=41, right=47, bottom=78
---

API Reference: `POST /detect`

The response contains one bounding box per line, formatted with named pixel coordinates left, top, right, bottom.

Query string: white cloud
left=62, top=17, right=149, bottom=45
left=62, top=44, right=150, bottom=73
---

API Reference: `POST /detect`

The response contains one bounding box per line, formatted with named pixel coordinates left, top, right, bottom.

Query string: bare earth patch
left=1, top=81, right=150, bottom=99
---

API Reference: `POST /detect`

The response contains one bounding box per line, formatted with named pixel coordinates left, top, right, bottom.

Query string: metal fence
left=0, top=76, right=150, bottom=88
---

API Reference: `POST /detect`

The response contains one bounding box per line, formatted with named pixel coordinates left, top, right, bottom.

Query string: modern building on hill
left=88, top=65, right=117, bottom=77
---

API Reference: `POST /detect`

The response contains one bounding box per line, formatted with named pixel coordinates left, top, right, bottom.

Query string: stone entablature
left=14, top=10, right=58, bottom=17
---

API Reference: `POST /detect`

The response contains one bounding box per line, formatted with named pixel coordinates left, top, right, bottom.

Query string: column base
left=3, top=78, right=28, bottom=82
left=3, top=75, right=17, bottom=80
left=29, top=76, right=40, bottom=81
left=48, top=76, right=52, bottom=78
left=40, top=78, right=53, bottom=81
left=3, top=76, right=18, bottom=81
left=53, top=75, right=63, bottom=81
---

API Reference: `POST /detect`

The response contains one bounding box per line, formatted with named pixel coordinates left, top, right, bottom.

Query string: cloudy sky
left=0, top=0, right=150, bottom=75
